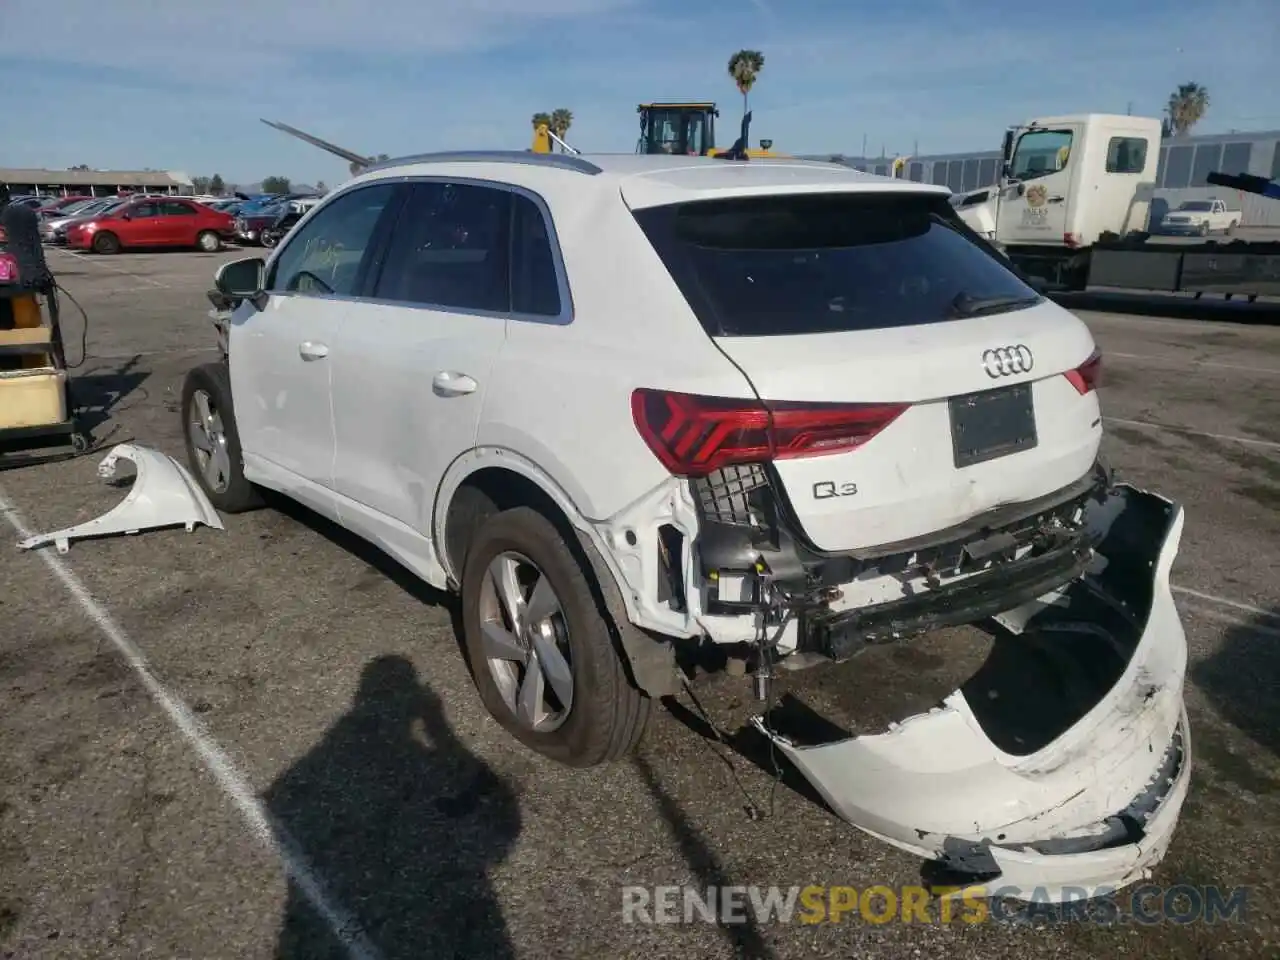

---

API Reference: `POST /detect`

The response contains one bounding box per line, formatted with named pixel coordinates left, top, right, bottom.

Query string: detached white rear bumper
left=757, top=483, right=1190, bottom=902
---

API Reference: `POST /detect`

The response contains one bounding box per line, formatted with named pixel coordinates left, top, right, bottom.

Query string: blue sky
left=3, top=0, right=1277, bottom=188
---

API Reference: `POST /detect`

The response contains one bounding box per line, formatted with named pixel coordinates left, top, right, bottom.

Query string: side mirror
left=214, top=257, right=267, bottom=309
left=120, top=212, right=132, bottom=221
left=1000, top=130, right=1014, bottom=181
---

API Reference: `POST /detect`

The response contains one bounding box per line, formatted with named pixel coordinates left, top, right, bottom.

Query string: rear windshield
left=632, top=191, right=1040, bottom=337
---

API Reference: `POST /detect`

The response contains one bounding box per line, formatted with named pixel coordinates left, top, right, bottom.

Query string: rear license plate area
left=950, top=383, right=1038, bottom=468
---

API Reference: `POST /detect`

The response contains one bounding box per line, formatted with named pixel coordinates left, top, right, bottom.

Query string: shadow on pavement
left=1191, top=606, right=1280, bottom=758
left=631, top=751, right=778, bottom=960
left=69, top=354, right=150, bottom=433
left=265, top=655, right=521, bottom=959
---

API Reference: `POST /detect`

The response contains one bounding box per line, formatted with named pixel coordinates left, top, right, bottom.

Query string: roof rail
left=364, top=150, right=602, bottom=176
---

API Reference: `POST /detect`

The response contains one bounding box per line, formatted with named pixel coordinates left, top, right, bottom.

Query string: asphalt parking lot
left=2, top=246, right=1279, bottom=960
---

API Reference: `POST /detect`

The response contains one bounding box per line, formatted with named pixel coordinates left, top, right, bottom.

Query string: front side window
left=1010, top=129, right=1073, bottom=181
left=372, top=181, right=511, bottom=313
left=130, top=202, right=159, bottom=218
left=633, top=191, right=1041, bottom=338
left=268, top=183, right=399, bottom=297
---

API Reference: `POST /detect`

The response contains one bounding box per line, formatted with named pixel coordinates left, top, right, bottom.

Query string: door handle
left=298, top=341, right=329, bottom=361
left=432, top=371, right=477, bottom=396
left=1047, top=196, right=1065, bottom=204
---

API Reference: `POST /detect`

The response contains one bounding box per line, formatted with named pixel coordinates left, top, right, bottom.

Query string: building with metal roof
left=0, top=167, right=195, bottom=198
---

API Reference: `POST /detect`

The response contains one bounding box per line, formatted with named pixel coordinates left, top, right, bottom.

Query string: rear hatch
left=629, top=188, right=1103, bottom=554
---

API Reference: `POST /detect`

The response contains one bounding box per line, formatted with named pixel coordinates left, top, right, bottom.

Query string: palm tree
left=727, top=49, right=765, bottom=114
left=550, top=108, right=573, bottom=140
left=1165, top=82, right=1210, bottom=137
left=531, top=111, right=552, bottom=130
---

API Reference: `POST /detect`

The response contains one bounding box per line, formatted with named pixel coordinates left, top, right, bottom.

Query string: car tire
left=460, top=506, right=650, bottom=767
left=197, top=230, right=222, bottom=252
left=1227, top=221, right=1239, bottom=237
left=1198, top=222, right=1209, bottom=237
left=92, top=231, right=120, bottom=255
left=180, top=362, right=263, bottom=513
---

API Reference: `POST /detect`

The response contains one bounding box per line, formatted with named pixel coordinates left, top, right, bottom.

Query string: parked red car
left=65, top=198, right=235, bottom=254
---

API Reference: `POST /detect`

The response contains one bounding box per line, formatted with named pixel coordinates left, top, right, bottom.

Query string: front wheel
left=261, top=230, right=280, bottom=249
left=460, top=507, right=650, bottom=767
left=92, top=231, right=120, bottom=254
left=180, top=362, right=263, bottom=513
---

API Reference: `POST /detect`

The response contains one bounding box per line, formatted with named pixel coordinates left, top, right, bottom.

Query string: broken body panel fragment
left=17, top=443, right=224, bottom=553
left=756, top=483, right=1190, bottom=902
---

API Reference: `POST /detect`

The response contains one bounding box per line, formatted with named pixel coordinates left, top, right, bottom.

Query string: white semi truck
left=950, top=113, right=1280, bottom=300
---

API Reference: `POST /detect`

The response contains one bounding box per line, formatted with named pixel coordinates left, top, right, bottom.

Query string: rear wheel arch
left=437, top=455, right=681, bottom=700
left=435, top=451, right=600, bottom=587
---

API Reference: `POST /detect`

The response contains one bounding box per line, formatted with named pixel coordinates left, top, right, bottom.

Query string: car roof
left=357, top=151, right=950, bottom=210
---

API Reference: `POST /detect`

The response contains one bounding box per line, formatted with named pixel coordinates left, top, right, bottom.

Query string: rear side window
left=372, top=181, right=512, bottom=313
left=510, top=194, right=562, bottom=317
left=1106, top=137, right=1147, bottom=174
left=632, top=192, right=1040, bottom=337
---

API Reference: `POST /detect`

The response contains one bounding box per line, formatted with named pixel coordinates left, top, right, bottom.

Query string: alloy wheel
left=478, top=551, right=575, bottom=732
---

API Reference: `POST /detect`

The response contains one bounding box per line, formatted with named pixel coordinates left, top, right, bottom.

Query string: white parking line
left=1173, top=585, right=1280, bottom=622
left=1106, top=351, right=1280, bottom=377
left=49, top=248, right=170, bottom=288
left=1183, top=604, right=1280, bottom=640
left=0, top=488, right=382, bottom=960
left=1104, top=417, right=1280, bottom=451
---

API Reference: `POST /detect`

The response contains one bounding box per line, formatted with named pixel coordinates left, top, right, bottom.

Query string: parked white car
left=1160, top=198, right=1239, bottom=236
left=184, top=151, right=1190, bottom=900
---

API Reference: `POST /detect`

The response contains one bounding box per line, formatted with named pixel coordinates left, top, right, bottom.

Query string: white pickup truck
left=1159, top=198, right=1239, bottom=236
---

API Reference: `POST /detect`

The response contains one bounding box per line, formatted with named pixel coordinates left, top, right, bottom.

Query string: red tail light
left=1065, top=348, right=1102, bottom=394
left=631, top=389, right=908, bottom=477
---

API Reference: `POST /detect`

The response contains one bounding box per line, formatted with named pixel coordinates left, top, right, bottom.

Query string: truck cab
left=958, top=114, right=1161, bottom=287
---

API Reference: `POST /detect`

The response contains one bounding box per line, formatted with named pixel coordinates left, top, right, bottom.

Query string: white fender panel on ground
left=17, top=443, right=224, bottom=553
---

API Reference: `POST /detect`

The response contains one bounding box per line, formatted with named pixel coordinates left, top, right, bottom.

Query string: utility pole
left=861, top=133, right=867, bottom=158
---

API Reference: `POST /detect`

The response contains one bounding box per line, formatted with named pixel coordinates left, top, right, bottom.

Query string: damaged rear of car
left=620, top=182, right=1189, bottom=899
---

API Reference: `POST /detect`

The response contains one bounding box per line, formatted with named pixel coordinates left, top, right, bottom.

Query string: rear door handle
left=432, top=371, right=477, bottom=396
left=1047, top=196, right=1065, bottom=204
left=299, top=341, right=329, bottom=361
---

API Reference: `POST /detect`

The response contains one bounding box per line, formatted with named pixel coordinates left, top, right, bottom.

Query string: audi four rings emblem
left=982, top=345, right=1034, bottom=378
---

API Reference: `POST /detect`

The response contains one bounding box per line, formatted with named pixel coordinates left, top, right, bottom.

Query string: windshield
left=69, top=200, right=111, bottom=216
left=1177, top=201, right=1214, bottom=211
left=641, top=107, right=712, bottom=155
left=1009, top=128, right=1072, bottom=182
left=632, top=191, right=1040, bottom=337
